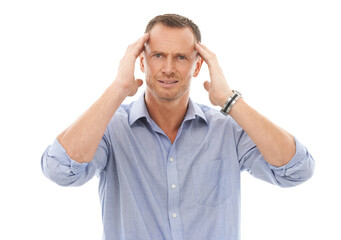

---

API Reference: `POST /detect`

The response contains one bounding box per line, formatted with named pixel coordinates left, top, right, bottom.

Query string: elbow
left=42, top=161, right=74, bottom=187
left=277, top=155, right=315, bottom=188
left=41, top=154, right=86, bottom=187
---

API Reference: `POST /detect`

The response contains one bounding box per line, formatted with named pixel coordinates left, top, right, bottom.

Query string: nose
left=162, top=57, right=175, bottom=77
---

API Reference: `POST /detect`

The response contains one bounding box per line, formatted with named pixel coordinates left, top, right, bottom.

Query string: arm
left=57, top=33, right=149, bottom=164
left=195, top=42, right=295, bottom=167
left=234, top=121, right=314, bottom=187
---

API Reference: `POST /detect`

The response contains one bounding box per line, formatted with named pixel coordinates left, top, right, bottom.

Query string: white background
left=1, top=0, right=340, bottom=239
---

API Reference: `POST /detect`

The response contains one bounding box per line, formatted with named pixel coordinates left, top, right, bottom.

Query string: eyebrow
left=149, top=50, right=191, bottom=58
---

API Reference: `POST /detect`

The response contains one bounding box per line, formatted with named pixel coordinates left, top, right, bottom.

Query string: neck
left=144, top=91, right=189, bottom=143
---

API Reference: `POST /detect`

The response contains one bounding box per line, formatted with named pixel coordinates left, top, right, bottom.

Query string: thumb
left=136, top=79, right=143, bottom=88
left=203, top=81, right=211, bottom=92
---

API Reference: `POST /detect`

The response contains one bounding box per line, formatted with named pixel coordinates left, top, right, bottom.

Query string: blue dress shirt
left=41, top=93, right=315, bottom=240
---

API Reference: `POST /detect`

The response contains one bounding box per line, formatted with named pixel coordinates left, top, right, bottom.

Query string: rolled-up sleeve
left=238, top=127, right=315, bottom=187
left=268, top=137, right=315, bottom=186
left=41, top=137, right=109, bottom=187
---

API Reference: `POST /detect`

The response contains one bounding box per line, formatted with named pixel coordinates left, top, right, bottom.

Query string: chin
left=146, top=82, right=190, bottom=102
left=157, top=89, right=189, bottom=102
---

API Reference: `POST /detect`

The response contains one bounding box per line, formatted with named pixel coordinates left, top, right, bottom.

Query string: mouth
left=157, top=79, right=179, bottom=87
left=158, top=80, right=178, bottom=84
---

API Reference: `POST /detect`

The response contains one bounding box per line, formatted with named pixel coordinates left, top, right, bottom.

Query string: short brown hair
left=145, top=14, right=201, bottom=42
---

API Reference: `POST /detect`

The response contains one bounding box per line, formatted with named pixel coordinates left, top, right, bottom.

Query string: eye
left=154, top=54, right=162, bottom=58
left=178, top=55, right=186, bottom=60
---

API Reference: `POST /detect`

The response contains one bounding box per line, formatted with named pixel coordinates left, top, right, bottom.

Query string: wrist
left=214, top=90, right=232, bottom=107
left=220, top=90, right=242, bottom=116
left=110, top=81, right=130, bottom=100
left=217, top=91, right=233, bottom=108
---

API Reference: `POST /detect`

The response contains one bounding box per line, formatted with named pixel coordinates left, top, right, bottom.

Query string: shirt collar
left=184, top=97, right=207, bottom=124
left=128, top=93, right=151, bottom=126
left=128, top=93, right=207, bottom=126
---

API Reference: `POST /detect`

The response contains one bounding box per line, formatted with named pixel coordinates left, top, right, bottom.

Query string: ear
left=193, top=56, right=204, bottom=77
left=139, top=52, right=145, bottom=73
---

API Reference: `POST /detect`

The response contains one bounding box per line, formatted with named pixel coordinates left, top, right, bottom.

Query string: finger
left=203, top=80, right=211, bottom=92
left=136, top=78, right=143, bottom=87
left=195, top=43, right=213, bottom=64
left=127, top=33, right=150, bottom=58
left=135, top=33, right=150, bottom=57
left=138, top=33, right=150, bottom=47
left=141, top=32, right=150, bottom=41
left=197, top=42, right=214, bottom=54
left=131, top=33, right=149, bottom=47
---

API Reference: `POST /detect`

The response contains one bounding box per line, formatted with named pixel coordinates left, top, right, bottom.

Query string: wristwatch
left=220, top=90, right=242, bottom=116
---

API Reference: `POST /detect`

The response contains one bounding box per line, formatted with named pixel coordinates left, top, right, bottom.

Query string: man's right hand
left=114, top=33, right=149, bottom=97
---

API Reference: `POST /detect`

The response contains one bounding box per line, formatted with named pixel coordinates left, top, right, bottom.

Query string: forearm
left=57, top=82, right=127, bottom=163
left=228, top=99, right=296, bottom=167
left=195, top=42, right=297, bottom=167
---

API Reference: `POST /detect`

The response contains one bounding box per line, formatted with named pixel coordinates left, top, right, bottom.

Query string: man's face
left=140, top=24, right=203, bottom=102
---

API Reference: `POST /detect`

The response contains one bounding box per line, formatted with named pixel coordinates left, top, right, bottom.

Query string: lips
left=157, top=79, right=179, bottom=88
left=158, top=80, right=178, bottom=84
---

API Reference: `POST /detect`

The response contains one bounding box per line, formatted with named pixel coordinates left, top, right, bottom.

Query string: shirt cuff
left=268, top=136, right=308, bottom=176
left=47, top=139, right=88, bottom=175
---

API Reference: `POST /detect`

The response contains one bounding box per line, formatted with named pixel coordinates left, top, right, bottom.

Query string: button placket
left=166, top=150, right=183, bottom=240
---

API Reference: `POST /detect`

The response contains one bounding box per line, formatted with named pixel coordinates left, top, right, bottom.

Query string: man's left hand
left=195, top=42, right=233, bottom=107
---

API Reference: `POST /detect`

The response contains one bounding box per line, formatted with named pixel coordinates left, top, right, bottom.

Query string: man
left=41, top=14, right=314, bottom=240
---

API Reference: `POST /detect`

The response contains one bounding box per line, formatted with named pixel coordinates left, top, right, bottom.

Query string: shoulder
left=196, top=102, right=230, bottom=123
left=114, top=99, right=140, bottom=117
left=102, top=102, right=135, bottom=140
left=115, top=102, right=133, bottom=115
left=107, top=102, right=134, bottom=127
left=195, top=102, right=242, bottom=132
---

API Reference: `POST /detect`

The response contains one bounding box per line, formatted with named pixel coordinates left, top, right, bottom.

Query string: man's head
left=140, top=14, right=203, bottom=102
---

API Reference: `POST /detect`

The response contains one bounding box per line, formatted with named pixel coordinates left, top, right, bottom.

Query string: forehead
left=147, top=24, right=196, bottom=54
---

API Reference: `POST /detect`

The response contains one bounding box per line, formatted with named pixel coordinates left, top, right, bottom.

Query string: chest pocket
left=191, top=159, right=232, bottom=207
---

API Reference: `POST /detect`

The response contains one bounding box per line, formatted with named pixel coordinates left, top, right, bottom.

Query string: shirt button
left=171, top=184, right=176, bottom=189
left=169, top=157, right=174, bottom=162
left=172, top=213, right=177, bottom=218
